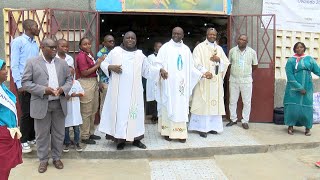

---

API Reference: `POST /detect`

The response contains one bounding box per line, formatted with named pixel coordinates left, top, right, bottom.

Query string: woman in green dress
left=284, top=42, right=320, bottom=136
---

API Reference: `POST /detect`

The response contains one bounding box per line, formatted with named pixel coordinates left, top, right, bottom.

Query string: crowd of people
left=1, top=18, right=319, bottom=178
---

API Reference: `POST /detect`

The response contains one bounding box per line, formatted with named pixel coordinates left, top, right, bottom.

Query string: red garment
left=0, top=126, right=22, bottom=171
left=76, top=51, right=98, bottom=78
left=293, top=53, right=306, bottom=63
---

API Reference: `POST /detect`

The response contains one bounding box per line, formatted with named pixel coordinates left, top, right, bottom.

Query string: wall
left=0, top=0, right=94, bottom=60
left=232, top=0, right=320, bottom=108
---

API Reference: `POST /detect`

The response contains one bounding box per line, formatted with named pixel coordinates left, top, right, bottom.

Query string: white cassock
left=65, top=80, right=84, bottom=127
left=189, top=40, right=230, bottom=133
left=146, top=53, right=157, bottom=102
left=156, top=39, right=202, bottom=139
left=98, top=46, right=160, bottom=142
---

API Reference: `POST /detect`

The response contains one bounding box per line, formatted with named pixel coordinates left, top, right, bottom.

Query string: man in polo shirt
left=226, top=34, right=258, bottom=129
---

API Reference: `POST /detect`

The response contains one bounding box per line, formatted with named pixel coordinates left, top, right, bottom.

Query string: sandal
left=288, top=126, right=294, bottom=135
left=305, top=129, right=311, bottom=136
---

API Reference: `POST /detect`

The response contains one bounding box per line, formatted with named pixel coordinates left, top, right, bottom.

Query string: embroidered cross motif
left=179, top=79, right=185, bottom=96
left=129, top=104, right=138, bottom=120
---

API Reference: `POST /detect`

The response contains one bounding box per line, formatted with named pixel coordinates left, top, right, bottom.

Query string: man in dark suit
left=22, top=38, right=72, bottom=173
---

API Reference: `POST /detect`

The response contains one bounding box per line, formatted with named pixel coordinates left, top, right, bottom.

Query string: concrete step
left=23, top=123, right=320, bottom=159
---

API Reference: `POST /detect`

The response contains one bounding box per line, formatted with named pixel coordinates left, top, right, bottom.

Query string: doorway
left=99, top=13, right=228, bottom=122
left=99, top=14, right=228, bottom=54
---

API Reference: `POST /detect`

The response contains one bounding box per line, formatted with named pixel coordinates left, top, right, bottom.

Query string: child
left=56, top=39, right=74, bottom=69
left=64, top=67, right=84, bottom=152
left=57, top=39, right=84, bottom=152
left=76, top=37, right=105, bottom=144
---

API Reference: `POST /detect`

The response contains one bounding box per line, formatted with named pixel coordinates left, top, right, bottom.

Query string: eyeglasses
left=45, top=46, right=57, bottom=50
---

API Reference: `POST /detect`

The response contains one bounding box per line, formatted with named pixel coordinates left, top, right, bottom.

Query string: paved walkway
left=23, top=122, right=320, bottom=159
left=11, top=148, right=320, bottom=180
left=11, top=122, right=320, bottom=179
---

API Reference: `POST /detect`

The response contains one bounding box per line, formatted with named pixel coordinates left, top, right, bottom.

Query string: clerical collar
left=170, top=39, right=183, bottom=47
left=120, top=43, right=137, bottom=52
left=206, top=39, right=216, bottom=47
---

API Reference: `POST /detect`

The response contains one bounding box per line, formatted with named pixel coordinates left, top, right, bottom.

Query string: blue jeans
left=64, top=126, right=80, bottom=145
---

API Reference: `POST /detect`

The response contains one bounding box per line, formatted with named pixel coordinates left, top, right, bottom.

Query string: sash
left=0, top=85, right=18, bottom=124
left=126, top=52, right=142, bottom=141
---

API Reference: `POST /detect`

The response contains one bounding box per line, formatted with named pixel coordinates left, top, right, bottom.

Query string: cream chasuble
left=98, top=47, right=160, bottom=141
left=190, top=40, right=230, bottom=115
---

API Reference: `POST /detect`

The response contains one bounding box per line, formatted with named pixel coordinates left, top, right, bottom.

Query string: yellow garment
left=7, top=127, right=22, bottom=139
left=190, top=40, right=230, bottom=115
left=158, top=109, right=188, bottom=139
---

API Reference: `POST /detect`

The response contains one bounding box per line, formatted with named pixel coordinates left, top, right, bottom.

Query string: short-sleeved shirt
left=56, top=54, right=74, bottom=68
left=228, top=46, right=258, bottom=83
left=76, top=51, right=97, bottom=78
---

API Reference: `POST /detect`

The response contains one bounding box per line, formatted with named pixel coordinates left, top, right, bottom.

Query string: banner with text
left=262, top=0, right=320, bottom=32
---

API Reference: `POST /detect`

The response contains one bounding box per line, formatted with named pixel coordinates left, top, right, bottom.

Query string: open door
left=228, top=14, right=276, bottom=122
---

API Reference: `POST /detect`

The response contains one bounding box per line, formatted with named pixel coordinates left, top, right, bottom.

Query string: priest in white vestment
left=189, top=28, right=230, bottom=138
left=99, top=32, right=167, bottom=150
left=146, top=42, right=162, bottom=123
left=156, top=27, right=209, bottom=143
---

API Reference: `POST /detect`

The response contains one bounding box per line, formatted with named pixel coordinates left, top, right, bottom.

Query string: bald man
left=189, top=28, right=230, bottom=138
left=99, top=31, right=167, bottom=150
left=22, top=38, right=72, bottom=173
left=156, top=27, right=207, bottom=143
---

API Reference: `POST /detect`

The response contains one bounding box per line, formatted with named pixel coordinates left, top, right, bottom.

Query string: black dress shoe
left=209, top=131, right=218, bottom=134
left=151, top=116, right=158, bottom=124
left=132, top=140, right=147, bottom=149
left=199, top=132, right=207, bottom=138
left=81, top=139, right=96, bottom=144
left=226, top=121, right=237, bottom=127
left=179, top=139, right=186, bottom=143
left=164, top=136, right=172, bottom=141
left=117, top=142, right=126, bottom=150
left=89, top=135, right=101, bottom=140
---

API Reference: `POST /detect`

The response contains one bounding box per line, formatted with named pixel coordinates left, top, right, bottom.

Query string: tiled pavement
left=150, top=159, right=228, bottom=180
left=17, top=122, right=320, bottom=179
left=84, top=123, right=260, bottom=152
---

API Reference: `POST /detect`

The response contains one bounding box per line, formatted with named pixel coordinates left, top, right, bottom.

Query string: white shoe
left=21, top=142, right=32, bottom=153
left=28, top=140, right=36, bottom=145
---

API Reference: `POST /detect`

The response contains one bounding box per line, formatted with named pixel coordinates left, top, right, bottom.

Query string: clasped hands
left=210, top=55, right=220, bottom=63
left=300, top=89, right=306, bottom=95
left=202, top=71, right=213, bottom=79
left=45, top=87, right=64, bottom=96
